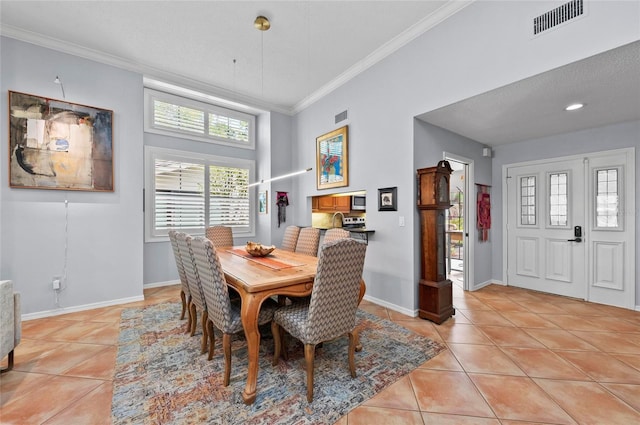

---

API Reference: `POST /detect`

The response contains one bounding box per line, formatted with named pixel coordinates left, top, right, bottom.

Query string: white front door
left=506, top=158, right=586, bottom=299
left=505, top=148, right=636, bottom=309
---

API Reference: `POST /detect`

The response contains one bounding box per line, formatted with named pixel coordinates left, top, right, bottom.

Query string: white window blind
left=144, top=88, right=255, bottom=149
left=145, top=146, right=255, bottom=241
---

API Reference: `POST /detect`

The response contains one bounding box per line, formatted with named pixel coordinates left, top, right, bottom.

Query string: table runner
left=227, top=248, right=305, bottom=270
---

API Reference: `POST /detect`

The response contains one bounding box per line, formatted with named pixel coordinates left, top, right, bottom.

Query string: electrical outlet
left=52, top=277, right=61, bottom=290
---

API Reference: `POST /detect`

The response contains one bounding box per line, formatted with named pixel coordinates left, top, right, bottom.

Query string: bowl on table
left=245, top=242, right=276, bottom=257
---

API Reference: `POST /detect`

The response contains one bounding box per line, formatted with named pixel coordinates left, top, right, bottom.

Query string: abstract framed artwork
left=378, top=187, right=397, bottom=211
left=316, top=125, right=348, bottom=190
left=258, top=190, right=268, bottom=214
left=8, top=91, right=114, bottom=191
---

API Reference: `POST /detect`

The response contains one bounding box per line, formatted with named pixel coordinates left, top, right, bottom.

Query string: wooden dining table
left=216, top=246, right=365, bottom=405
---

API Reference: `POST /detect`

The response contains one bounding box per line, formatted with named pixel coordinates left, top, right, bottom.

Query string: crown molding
left=292, top=0, right=474, bottom=114
left=0, top=24, right=292, bottom=115
left=1, top=0, right=473, bottom=117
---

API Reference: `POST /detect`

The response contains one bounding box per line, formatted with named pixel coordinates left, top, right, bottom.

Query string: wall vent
left=533, top=0, right=584, bottom=35
left=335, top=110, right=348, bottom=124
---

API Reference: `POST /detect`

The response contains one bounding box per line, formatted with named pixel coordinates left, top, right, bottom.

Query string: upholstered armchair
left=1, top=280, right=21, bottom=373
left=280, top=225, right=301, bottom=252
left=189, top=236, right=278, bottom=386
left=272, top=238, right=367, bottom=402
left=205, top=226, right=234, bottom=247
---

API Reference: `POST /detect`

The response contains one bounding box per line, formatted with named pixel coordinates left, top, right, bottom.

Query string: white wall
left=290, top=0, right=639, bottom=314
left=492, top=120, right=640, bottom=305
left=1, top=37, right=144, bottom=315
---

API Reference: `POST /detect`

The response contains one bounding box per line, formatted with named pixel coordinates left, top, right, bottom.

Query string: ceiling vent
left=335, top=110, right=348, bottom=124
left=534, top=0, right=584, bottom=35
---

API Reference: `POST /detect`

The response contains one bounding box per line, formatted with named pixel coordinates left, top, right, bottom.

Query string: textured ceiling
left=0, top=0, right=455, bottom=113
left=418, top=40, right=640, bottom=146
left=1, top=1, right=638, bottom=146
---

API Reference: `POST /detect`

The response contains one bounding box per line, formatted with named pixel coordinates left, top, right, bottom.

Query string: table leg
left=240, top=294, right=262, bottom=405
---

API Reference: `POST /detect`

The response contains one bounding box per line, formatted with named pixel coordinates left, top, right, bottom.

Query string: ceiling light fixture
left=565, top=103, right=584, bottom=111
left=248, top=168, right=313, bottom=187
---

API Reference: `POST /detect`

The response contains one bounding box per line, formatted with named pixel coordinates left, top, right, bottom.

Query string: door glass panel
left=596, top=168, right=619, bottom=228
left=520, top=176, right=536, bottom=225
left=549, top=172, right=568, bottom=226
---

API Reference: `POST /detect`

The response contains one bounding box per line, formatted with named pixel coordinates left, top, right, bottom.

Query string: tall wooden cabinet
left=416, top=160, right=455, bottom=324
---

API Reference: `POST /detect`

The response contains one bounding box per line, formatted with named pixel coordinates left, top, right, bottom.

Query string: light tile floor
left=2, top=283, right=640, bottom=424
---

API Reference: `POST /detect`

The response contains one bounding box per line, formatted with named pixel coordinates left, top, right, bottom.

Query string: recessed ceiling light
left=565, top=103, right=584, bottom=111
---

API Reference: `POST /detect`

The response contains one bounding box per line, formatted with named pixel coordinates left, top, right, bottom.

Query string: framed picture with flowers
left=316, top=125, right=348, bottom=190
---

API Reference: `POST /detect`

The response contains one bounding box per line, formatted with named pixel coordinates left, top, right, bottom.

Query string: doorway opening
left=444, top=153, right=473, bottom=291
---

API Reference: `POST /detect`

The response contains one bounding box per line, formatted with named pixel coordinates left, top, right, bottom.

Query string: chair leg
left=189, top=303, right=197, bottom=336
left=271, top=321, right=281, bottom=366
left=348, top=331, right=357, bottom=378
left=179, top=290, right=187, bottom=320
left=223, top=333, right=232, bottom=386
left=0, top=350, right=14, bottom=373
left=185, top=296, right=193, bottom=333
left=304, top=344, right=316, bottom=402
left=201, top=310, right=209, bottom=354
left=207, top=320, right=216, bottom=360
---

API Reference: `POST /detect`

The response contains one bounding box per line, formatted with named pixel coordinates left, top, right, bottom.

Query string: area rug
left=112, top=302, right=445, bottom=424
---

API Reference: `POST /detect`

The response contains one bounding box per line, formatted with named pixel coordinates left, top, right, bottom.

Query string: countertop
left=313, top=227, right=375, bottom=233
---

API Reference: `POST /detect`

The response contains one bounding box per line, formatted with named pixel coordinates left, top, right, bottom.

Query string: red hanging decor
left=476, top=184, right=491, bottom=242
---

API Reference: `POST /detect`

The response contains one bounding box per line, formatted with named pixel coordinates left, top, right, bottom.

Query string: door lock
left=568, top=226, right=582, bottom=243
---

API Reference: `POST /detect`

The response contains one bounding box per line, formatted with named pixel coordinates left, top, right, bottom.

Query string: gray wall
left=1, top=37, right=144, bottom=315
left=289, top=0, right=639, bottom=313
left=492, top=120, right=640, bottom=305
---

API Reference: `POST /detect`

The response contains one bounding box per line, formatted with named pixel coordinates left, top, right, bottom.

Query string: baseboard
left=144, top=279, right=180, bottom=289
left=362, top=294, right=416, bottom=318
left=22, top=294, right=145, bottom=321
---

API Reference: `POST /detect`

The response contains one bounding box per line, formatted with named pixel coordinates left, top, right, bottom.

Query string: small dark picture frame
left=378, top=187, right=397, bottom=211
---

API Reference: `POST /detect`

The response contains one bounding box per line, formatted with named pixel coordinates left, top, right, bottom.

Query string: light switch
left=399, top=216, right=405, bottom=227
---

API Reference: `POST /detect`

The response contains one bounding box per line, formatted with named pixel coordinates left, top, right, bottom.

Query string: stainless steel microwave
left=351, top=195, right=366, bottom=210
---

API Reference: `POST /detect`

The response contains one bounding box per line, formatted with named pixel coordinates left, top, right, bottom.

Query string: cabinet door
left=318, top=196, right=336, bottom=210
left=312, top=197, right=319, bottom=211
left=334, top=196, right=351, bottom=212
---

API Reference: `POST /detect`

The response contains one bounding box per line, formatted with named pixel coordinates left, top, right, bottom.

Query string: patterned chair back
left=295, top=227, right=320, bottom=257
left=280, top=225, right=301, bottom=252
left=323, top=228, right=350, bottom=245
left=168, top=230, right=190, bottom=298
left=306, top=238, right=367, bottom=344
left=205, top=226, right=234, bottom=247
left=189, top=236, right=237, bottom=333
left=175, top=232, right=206, bottom=312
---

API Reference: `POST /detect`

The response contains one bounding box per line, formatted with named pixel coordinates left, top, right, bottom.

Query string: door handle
left=567, top=238, right=582, bottom=243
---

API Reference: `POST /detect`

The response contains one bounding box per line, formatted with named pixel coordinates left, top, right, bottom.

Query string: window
left=595, top=168, right=621, bottom=229
left=144, top=88, right=255, bottom=149
left=145, top=146, right=255, bottom=241
left=548, top=172, right=568, bottom=226
left=520, top=176, right=537, bottom=225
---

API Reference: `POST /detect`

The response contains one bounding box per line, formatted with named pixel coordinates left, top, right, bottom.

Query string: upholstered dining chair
left=271, top=238, right=367, bottom=402
left=206, top=225, right=234, bottom=247
left=294, top=227, right=320, bottom=257
left=322, top=228, right=350, bottom=245
left=169, top=230, right=192, bottom=331
left=1, top=280, right=21, bottom=373
left=280, top=225, right=301, bottom=252
left=189, top=236, right=278, bottom=386
left=175, top=232, right=210, bottom=354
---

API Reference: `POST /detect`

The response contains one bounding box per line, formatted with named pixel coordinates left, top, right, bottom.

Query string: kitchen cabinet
left=312, top=195, right=351, bottom=212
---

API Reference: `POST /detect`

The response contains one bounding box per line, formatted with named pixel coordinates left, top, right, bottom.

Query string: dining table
left=216, top=245, right=365, bottom=405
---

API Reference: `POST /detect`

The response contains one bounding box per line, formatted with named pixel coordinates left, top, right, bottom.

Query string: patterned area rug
left=112, top=302, right=445, bottom=424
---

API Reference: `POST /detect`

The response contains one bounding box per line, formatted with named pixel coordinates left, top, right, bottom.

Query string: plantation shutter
left=153, top=100, right=205, bottom=135
left=209, top=165, right=250, bottom=227
left=154, top=159, right=205, bottom=231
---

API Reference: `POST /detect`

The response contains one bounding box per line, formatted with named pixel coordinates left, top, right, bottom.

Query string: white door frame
left=444, top=152, right=474, bottom=291
left=502, top=147, right=635, bottom=308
